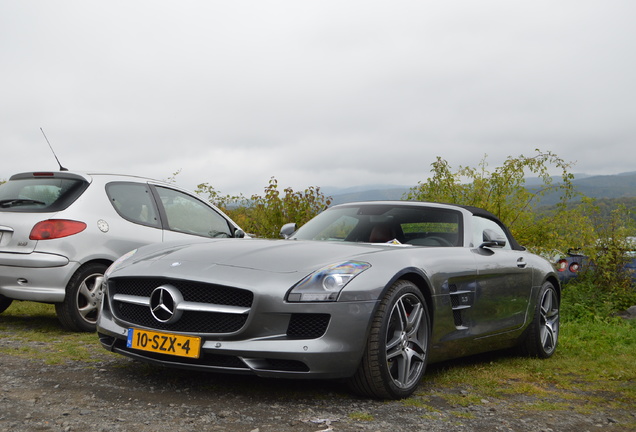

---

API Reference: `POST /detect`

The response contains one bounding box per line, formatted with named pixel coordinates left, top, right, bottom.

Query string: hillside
left=327, top=172, right=636, bottom=205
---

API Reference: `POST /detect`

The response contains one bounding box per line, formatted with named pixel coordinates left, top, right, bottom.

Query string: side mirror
left=480, top=229, right=507, bottom=248
left=280, top=223, right=297, bottom=239
left=234, top=229, right=246, bottom=239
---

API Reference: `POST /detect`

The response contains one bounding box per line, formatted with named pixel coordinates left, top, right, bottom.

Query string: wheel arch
left=57, top=259, right=114, bottom=332
left=385, top=268, right=434, bottom=328
left=545, top=274, right=562, bottom=300
left=73, top=258, right=114, bottom=276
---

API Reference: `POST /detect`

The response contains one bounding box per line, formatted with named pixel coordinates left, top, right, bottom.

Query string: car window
left=154, top=186, right=232, bottom=238
left=0, top=176, right=88, bottom=212
left=471, top=216, right=511, bottom=250
left=400, top=219, right=460, bottom=246
left=293, top=204, right=462, bottom=246
left=106, top=182, right=161, bottom=228
left=313, top=214, right=359, bottom=241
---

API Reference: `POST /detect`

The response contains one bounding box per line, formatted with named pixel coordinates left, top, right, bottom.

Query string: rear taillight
left=29, top=219, right=87, bottom=240
left=556, top=259, right=581, bottom=273
left=556, top=259, right=568, bottom=272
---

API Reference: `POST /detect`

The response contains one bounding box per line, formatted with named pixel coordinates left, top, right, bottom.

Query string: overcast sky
left=1, top=1, right=634, bottom=196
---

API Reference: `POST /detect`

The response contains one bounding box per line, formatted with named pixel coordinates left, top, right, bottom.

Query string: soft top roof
left=331, top=201, right=525, bottom=251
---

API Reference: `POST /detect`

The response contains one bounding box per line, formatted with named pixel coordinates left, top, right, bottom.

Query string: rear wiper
left=0, top=199, right=47, bottom=208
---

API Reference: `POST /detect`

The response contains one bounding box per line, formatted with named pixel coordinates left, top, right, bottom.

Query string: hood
left=119, top=238, right=397, bottom=276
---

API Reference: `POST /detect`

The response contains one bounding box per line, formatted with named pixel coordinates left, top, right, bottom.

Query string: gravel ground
left=1, top=331, right=634, bottom=432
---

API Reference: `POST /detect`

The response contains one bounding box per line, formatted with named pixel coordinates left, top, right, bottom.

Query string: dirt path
left=1, top=332, right=634, bottom=432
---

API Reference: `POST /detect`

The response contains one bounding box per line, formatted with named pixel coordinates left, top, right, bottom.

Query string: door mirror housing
left=480, top=229, right=507, bottom=248
left=280, top=223, right=297, bottom=239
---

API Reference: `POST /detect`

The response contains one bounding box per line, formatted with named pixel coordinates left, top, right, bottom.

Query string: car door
left=150, top=185, right=235, bottom=242
left=465, top=215, right=533, bottom=335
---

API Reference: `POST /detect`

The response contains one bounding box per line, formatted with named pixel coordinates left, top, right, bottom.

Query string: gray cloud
left=1, top=1, right=634, bottom=195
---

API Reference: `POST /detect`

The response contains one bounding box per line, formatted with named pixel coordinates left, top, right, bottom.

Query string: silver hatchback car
left=0, top=171, right=245, bottom=331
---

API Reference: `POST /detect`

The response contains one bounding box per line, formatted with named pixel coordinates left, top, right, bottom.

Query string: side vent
left=449, top=284, right=473, bottom=329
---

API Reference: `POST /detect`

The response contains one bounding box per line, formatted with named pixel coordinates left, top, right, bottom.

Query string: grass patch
left=413, top=321, right=635, bottom=406
left=404, top=287, right=636, bottom=414
left=348, top=412, right=374, bottom=421
left=0, top=300, right=107, bottom=364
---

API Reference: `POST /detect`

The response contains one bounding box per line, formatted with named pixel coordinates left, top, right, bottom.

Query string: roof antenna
left=40, top=127, right=68, bottom=171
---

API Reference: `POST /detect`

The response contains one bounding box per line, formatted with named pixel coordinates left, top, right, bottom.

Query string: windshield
left=0, top=177, right=89, bottom=212
left=292, top=204, right=463, bottom=247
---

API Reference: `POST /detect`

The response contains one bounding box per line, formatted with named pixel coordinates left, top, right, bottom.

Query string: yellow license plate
left=127, top=328, right=201, bottom=359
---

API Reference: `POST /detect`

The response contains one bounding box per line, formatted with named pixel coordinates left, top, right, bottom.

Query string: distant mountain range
left=325, top=172, right=636, bottom=206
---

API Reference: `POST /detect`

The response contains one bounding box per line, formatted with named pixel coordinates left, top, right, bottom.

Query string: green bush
left=196, top=177, right=331, bottom=239
left=561, top=278, right=636, bottom=323
left=403, top=150, right=594, bottom=256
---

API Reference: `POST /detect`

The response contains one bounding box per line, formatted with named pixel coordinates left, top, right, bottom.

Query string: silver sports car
left=97, top=201, right=560, bottom=399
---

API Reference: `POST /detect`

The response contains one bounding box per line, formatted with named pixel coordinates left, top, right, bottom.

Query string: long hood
left=115, top=238, right=398, bottom=279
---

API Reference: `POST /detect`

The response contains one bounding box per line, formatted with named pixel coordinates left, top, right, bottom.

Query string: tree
left=196, top=177, right=331, bottom=239
left=584, top=204, right=635, bottom=288
left=404, top=150, right=594, bottom=255
left=244, top=177, right=331, bottom=238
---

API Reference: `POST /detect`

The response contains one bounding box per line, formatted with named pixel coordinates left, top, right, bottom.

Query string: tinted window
left=155, top=186, right=232, bottom=238
left=106, top=182, right=161, bottom=228
left=0, top=177, right=88, bottom=212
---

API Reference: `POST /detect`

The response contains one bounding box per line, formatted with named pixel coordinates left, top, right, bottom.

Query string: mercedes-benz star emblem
left=149, top=285, right=184, bottom=324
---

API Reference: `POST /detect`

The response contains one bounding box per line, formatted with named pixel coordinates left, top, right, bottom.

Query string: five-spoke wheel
left=520, top=281, right=560, bottom=358
left=348, top=280, right=430, bottom=399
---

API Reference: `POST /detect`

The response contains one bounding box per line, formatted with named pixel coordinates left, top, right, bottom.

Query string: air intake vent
left=287, top=314, right=330, bottom=339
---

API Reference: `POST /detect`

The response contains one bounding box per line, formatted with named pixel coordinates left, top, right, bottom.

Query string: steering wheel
left=424, top=236, right=454, bottom=247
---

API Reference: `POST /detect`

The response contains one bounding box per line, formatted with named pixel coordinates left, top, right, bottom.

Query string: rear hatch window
left=0, top=172, right=90, bottom=213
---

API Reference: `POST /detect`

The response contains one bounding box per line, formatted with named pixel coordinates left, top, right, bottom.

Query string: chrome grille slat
left=109, top=277, right=253, bottom=334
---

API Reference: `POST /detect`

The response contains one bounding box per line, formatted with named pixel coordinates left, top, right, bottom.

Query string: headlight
left=104, top=249, right=137, bottom=278
left=287, top=261, right=371, bottom=302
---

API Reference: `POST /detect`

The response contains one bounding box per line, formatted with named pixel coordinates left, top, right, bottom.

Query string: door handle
left=517, top=257, right=527, bottom=268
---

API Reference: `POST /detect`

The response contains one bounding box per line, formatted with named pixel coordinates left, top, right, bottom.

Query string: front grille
left=286, top=313, right=330, bottom=339
left=117, top=302, right=248, bottom=333
left=109, top=277, right=253, bottom=334
left=111, top=277, right=253, bottom=307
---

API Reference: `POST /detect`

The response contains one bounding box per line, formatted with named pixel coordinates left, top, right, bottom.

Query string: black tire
left=519, top=281, right=560, bottom=358
left=348, top=280, right=430, bottom=399
left=55, top=262, right=108, bottom=332
left=0, top=294, right=13, bottom=314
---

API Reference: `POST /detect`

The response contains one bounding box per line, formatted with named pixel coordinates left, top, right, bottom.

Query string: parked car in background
left=555, top=249, right=588, bottom=283
left=0, top=171, right=245, bottom=331
left=97, top=201, right=560, bottom=399
left=555, top=240, right=636, bottom=284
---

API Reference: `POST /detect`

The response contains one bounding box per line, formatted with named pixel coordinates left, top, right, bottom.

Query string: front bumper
left=97, top=297, right=377, bottom=380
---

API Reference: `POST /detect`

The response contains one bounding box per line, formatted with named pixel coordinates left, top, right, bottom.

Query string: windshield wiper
left=0, top=199, right=47, bottom=208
